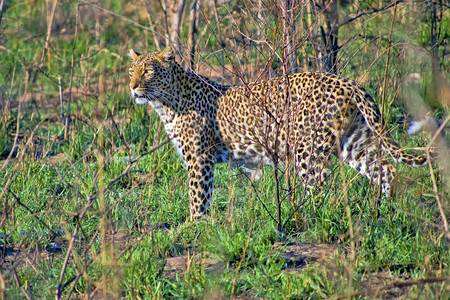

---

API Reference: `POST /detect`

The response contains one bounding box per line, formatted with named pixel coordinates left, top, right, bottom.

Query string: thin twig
left=130, top=139, right=171, bottom=164
left=0, top=267, right=6, bottom=300
left=380, top=2, right=398, bottom=126
left=0, top=96, right=22, bottom=174
left=426, top=152, right=448, bottom=239
left=0, top=0, right=6, bottom=28
left=339, top=0, right=406, bottom=28
left=426, top=114, right=450, bottom=240
left=8, top=190, right=57, bottom=239
left=66, top=271, right=82, bottom=300
left=230, top=216, right=254, bottom=297
left=79, top=0, right=167, bottom=42
left=42, top=0, right=58, bottom=65
left=55, top=140, right=170, bottom=298
left=56, top=218, right=81, bottom=299
left=428, top=114, right=450, bottom=146
left=88, top=230, right=153, bottom=298
left=0, top=173, right=14, bottom=228
left=58, top=76, right=65, bottom=126
left=12, top=268, right=32, bottom=300
left=64, top=5, right=80, bottom=141
left=244, top=173, right=278, bottom=224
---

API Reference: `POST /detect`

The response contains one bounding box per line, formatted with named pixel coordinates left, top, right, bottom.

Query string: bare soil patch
left=162, top=241, right=339, bottom=281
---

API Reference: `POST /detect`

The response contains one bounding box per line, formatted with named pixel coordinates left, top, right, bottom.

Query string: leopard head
left=128, top=47, right=175, bottom=105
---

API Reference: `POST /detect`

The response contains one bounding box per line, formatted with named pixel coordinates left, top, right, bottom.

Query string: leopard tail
left=353, top=88, right=429, bottom=167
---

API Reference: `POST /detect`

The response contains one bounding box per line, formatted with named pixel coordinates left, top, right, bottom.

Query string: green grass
left=1, top=0, right=449, bottom=298
left=1, top=106, right=448, bottom=298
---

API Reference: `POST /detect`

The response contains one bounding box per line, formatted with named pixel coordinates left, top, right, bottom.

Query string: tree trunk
left=320, top=0, right=339, bottom=73
left=429, top=0, right=449, bottom=108
left=279, top=0, right=298, bottom=73
left=170, top=0, right=186, bottom=56
left=159, top=0, right=186, bottom=55
left=187, top=0, right=199, bottom=70
left=429, top=0, right=439, bottom=60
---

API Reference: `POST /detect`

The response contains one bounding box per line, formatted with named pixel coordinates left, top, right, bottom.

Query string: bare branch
left=78, top=0, right=165, bottom=41
left=12, top=268, right=32, bottom=300
left=339, top=0, right=405, bottom=28
left=0, top=0, right=7, bottom=28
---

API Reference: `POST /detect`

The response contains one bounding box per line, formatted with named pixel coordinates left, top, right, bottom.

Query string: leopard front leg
left=176, top=115, right=216, bottom=221
left=187, top=150, right=215, bottom=220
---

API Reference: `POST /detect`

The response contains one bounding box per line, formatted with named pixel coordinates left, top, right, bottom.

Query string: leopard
left=128, top=47, right=430, bottom=221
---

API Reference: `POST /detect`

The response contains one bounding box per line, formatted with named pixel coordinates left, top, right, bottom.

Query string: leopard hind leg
left=295, top=135, right=335, bottom=195
left=340, top=115, right=397, bottom=197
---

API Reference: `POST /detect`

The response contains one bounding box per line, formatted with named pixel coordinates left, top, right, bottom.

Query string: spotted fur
left=129, top=47, right=429, bottom=220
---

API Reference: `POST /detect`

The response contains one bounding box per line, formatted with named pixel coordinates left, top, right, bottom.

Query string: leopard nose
left=129, top=83, right=139, bottom=90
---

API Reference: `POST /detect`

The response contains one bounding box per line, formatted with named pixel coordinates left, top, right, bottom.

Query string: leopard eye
left=143, top=67, right=154, bottom=78
left=129, top=68, right=134, bottom=77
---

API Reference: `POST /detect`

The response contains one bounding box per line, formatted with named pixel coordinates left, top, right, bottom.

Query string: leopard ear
left=160, top=47, right=175, bottom=64
left=129, top=49, right=140, bottom=60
